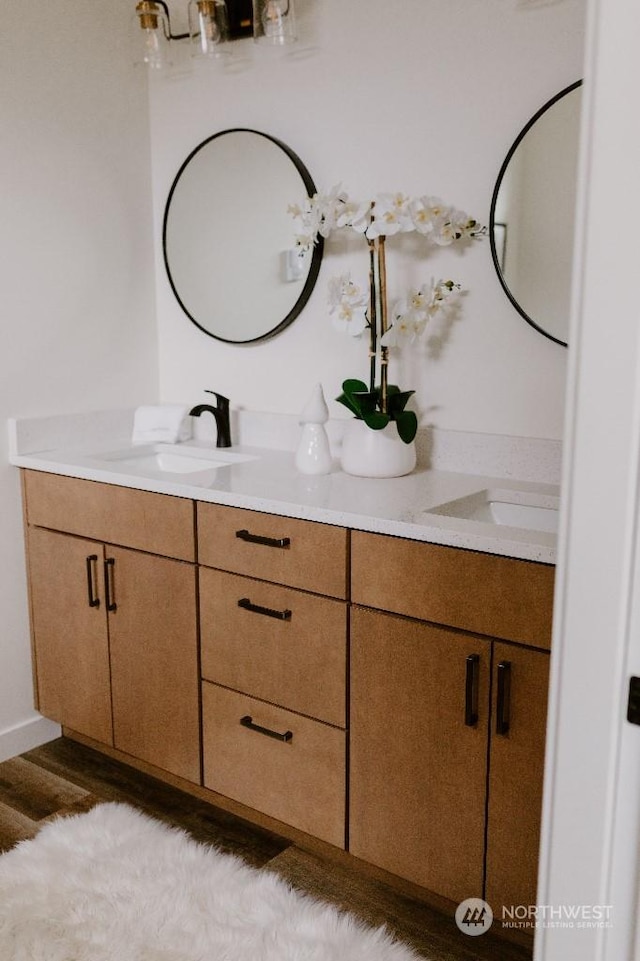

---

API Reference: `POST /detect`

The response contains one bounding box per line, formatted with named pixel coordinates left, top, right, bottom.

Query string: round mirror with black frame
left=163, top=129, right=323, bottom=345
left=490, top=80, right=582, bottom=348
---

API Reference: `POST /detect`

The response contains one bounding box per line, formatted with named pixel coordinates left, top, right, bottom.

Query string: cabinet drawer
left=200, top=569, right=347, bottom=727
left=23, top=470, right=195, bottom=561
left=351, top=531, right=554, bottom=648
left=202, top=683, right=346, bottom=847
left=197, top=503, right=348, bottom=598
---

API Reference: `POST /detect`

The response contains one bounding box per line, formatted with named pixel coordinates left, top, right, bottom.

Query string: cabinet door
left=350, top=606, right=490, bottom=903
left=108, top=546, right=199, bottom=783
left=485, top=643, right=550, bottom=915
left=27, top=527, right=113, bottom=745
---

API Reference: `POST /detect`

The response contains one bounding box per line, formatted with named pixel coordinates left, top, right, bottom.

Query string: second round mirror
left=490, top=81, right=582, bottom=347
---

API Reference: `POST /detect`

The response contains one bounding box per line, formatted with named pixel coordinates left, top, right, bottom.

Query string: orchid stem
left=367, top=237, right=377, bottom=396
left=377, top=236, right=389, bottom=415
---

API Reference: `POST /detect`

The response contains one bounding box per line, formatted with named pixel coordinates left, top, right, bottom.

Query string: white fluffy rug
left=0, top=803, right=423, bottom=961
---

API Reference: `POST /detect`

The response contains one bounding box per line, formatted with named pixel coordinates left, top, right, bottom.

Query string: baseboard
left=0, top=714, right=61, bottom=763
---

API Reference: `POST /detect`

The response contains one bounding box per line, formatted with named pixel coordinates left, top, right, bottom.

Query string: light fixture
left=188, top=0, right=230, bottom=59
left=133, top=0, right=295, bottom=69
left=134, top=1, right=174, bottom=70
left=252, top=0, right=296, bottom=46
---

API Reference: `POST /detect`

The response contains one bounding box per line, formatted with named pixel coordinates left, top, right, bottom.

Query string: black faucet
left=189, top=391, right=231, bottom=448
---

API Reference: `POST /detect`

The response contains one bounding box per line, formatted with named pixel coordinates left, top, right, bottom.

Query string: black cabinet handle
left=85, top=555, right=100, bottom=608
left=235, top=529, right=291, bottom=549
left=237, top=597, right=292, bottom=621
left=465, top=654, right=480, bottom=726
left=496, top=660, right=512, bottom=735
left=104, top=558, right=117, bottom=612
left=240, top=715, right=293, bottom=742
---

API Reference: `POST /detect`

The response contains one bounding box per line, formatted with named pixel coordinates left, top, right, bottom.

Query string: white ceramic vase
left=340, top=419, right=417, bottom=478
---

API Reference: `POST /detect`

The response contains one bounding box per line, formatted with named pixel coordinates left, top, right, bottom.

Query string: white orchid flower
left=408, top=197, right=436, bottom=235
left=366, top=192, right=413, bottom=239
left=381, top=298, right=423, bottom=347
left=295, top=232, right=315, bottom=251
left=313, top=184, right=349, bottom=238
left=428, top=278, right=462, bottom=311
left=327, top=274, right=369, bottom=336
left=381, top=279, right=462, bottom=347
left=332, top=300, right=369, bottom=336
left=291, top=187, right=485, bottom=251
left=407, top=286, right=430, bottom=311
left=336, top=198, right=373, bottom=234
left=381, top=314, right=422, bottom=347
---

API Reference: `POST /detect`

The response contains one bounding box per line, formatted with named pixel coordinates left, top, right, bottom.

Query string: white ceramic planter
left=340, top=419, right=417, bottom=478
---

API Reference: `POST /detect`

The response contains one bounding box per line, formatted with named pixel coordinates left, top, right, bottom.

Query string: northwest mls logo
left=455, top=898, right=494, bottom=936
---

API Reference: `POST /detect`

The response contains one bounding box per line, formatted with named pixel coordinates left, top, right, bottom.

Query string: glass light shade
left=134, top=1, right=172, bottom=69
left=252, top=0, right=296, bottom=45
left=188, top=0, right=230, bottom=59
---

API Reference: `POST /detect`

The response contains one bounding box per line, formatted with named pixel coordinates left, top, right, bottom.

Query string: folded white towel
left=132, top=405, right=192, bottom=445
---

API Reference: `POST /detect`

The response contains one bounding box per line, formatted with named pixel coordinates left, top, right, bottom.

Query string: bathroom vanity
left=11, top=410, right=558, bottom=933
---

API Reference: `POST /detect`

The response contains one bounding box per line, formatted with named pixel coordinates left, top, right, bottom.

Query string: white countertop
left=8, top=409, right=560, bottom=564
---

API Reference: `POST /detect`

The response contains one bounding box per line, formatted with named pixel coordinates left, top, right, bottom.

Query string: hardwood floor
left=0, top=737, right=532, bottom=961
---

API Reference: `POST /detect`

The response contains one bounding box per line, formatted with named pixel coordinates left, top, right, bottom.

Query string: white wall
left=150, top=0, right=585, bottom=439
left=0, top=0, right=158, bottom=759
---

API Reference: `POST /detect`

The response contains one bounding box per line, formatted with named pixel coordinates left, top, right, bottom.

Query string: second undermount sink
left=93, top=443, right=257, bottom=475
left=424, top=487, right=560, bottom=534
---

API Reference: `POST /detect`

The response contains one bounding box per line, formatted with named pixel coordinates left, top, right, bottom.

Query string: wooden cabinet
left=350, top=530, right=553, bottom=915
left=350, top=607, right=490, bottom=902
left=20, top=468, right=554, bottom=917
left=23, top=471, right=199, bottom=783
left=197, top=503, right=348, bottom=845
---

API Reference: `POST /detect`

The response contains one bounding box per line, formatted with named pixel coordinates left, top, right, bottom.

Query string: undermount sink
left=424, top=487, right=560, bottom=534
left=93, top=443, right=257, bottom=475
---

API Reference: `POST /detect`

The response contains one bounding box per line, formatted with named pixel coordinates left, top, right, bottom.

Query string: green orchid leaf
left=336, top=392, right=362, bottom=417
left=395, top=410, right=418, bottom=444
left=336, top=379, right=370, bottom=418
left=352, top=391, right=380, bottom=415
left=362, top=410, right=390, bottom=431
left=342, top=378, right=368, bottom=397
left=387, top=390, right=415, bottom=415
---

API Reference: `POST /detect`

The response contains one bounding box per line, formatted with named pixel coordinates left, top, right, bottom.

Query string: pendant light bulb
left=252, top=0, right=296, bottom=45
left=134, top=1, right=171, bottom=69
left=262, top=0, right=282, bottom=37
left=188, top=0, right=229, bottom=59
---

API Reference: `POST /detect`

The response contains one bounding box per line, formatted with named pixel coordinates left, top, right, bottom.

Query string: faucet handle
left=204, top=390, right=229, bottom=410
left=204, top=388, right=229, bottom=410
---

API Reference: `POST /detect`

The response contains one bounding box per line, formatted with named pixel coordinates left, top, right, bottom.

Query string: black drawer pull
left=86, top=555, right=100, bottom=608
left=104, top=557, right=117, bottom=612
left=465, top=653, right=480, bottom=727
left=235, top=529, right=291, bottom=549
left=240, top=715, right=293, bottom=742
left=496, top=660, right=512, bottom=735
left=238, top=597, right=292, bottom=621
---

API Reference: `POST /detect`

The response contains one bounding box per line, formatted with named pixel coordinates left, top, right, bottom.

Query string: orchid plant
left=290, top=187, right=485, bottom=443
